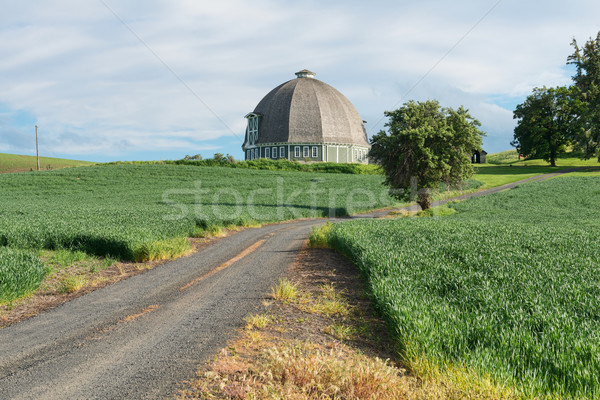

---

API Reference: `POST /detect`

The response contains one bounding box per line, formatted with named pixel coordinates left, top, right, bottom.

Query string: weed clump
left=133, top=237, right=192, bottom=262
left=308, top=222, right=333, bottom=248
left=271, top=278, right=298, bottom=301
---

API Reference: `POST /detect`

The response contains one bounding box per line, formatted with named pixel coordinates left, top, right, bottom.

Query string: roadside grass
left=0, top=247, right=46, bottom=305
left=178, top=247, right=515, bottom=400
left=244, top=313, right=272, bottom=330
left=0, top=244, right=195, bottom=327
left=0, top=152, right=94, bottom=173
left=271, top=278, right=298, bottom=301
left=132, top=237, right=192, bottom=262
left=326, top=176, right=600, bottom=399
left=306, top=283, right=351, bottom=317
left=35, top=248, right=119, bottom=295
left=308, top=222, right=333, bottom=248
left=57, top=274, right=88, bottom=294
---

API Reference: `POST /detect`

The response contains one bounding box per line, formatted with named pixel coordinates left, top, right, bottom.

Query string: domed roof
left=244, top=70, right=370, bottom=147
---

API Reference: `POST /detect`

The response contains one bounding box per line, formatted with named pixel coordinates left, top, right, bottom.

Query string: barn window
left=312, top=146, right=318, bottom=158
left=246, top=114, right=260, bottom=145
left=272, top=147, right=277, bottom=159
left=295, top=146, right=301, bottom=158
left=280, top=146, right=285, bottom=158
left=303, top=146, right=309, bottom=158
left=265, top=147, right=270, bottom=159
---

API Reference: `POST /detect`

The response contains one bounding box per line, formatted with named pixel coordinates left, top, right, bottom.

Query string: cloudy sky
left=0, top=0, right=598, bottom=162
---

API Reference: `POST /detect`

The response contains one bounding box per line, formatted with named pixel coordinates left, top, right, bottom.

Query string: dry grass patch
left=57, top=274, right=88, bottom=293
left=244, top=313, right=272, bottom=330
left=177, top=247, right=501, bottom=400
left=271, top=278, right=298, bottom=301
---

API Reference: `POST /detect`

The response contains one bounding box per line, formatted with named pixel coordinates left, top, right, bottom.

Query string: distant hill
left=0, top=153, right=94, bottom=173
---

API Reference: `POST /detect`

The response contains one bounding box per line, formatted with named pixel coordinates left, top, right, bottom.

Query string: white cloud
left=0, top=0, right=599, bottom=159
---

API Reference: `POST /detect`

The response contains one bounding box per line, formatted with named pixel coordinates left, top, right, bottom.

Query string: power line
left=98, top=0, right=241, bottom=140
left=368, top=0, right=504, bottom=134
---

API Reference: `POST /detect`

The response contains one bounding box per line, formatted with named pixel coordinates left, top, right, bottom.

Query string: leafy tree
left=513, top=86, right=582, bottom=167
left=213, top=153, right=225, bottom=162
left=568, top=32, right=600, bottom=158
left=369, top=100, right=485, bottom=209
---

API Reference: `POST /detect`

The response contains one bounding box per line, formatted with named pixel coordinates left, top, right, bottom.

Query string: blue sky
left=0, top=0, right=599, bottom=162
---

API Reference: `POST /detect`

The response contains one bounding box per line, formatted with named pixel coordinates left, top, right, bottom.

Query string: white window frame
left=280, top=146, right=285, bottom=159
left=272, top=147, right=277, bottom=159
left=247, top=150, right=251, bottom=160
left=295, top=146, right=301, bottom=158
left=247, top=116, right=259, bottom=145
left=265, top=147, right=270, bottom=159
left=303, top=146, right=309, bottom=158
left=254, top=148, right=259, bottom=159
left=312, top=146, right=318, bottom=158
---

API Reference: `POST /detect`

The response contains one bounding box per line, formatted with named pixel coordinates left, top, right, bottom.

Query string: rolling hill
left=0, top=153, right=94, bottom=173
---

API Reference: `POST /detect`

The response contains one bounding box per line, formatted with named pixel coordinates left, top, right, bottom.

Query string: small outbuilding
left=242, top=69, right=371, bottom=163
left=472, top=150, right=487, bottom=164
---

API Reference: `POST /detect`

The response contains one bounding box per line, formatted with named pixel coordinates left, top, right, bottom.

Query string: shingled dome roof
left=244, top=70, right=369, bottom=147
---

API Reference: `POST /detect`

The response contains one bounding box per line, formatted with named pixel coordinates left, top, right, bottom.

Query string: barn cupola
left=294, top=69, right=316, bottom=78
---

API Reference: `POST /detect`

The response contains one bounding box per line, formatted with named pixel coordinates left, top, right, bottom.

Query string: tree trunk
left=417, top=188, right=431, bottom=210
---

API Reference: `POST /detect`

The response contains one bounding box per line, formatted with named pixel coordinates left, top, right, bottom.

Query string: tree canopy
left=369, top=100, right=485, bottom=209
left=568, top=32, right=600, bottom=158
left=512, top=86, right=582, bottom=167
left=512, top=32, right=600, bottom=163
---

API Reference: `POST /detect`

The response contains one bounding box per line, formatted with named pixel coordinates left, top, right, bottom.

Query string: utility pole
left=35, top=125, right=40, bottom=171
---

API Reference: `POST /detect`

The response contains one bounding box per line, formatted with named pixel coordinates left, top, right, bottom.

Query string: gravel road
left=0, top=168, right=581, bottom=399
left=0, top=220, right=324, bottom=399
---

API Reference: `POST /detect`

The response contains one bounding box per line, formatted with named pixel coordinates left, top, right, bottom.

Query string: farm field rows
left=326, top=175, right=600, bottom=399
left=0, top=164, right=398, bottom=258
left=0, top=164, right=396, bottom=304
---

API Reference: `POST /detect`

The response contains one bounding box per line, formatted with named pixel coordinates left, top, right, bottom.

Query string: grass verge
left=0, top=247, right=46, bottom=304
left=176, top=247, right=514, bottom=400
left=0, top=234, right=225, bottom=328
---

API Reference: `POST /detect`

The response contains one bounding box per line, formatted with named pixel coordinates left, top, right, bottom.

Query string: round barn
left=242, top=69, right=370, bottom=163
